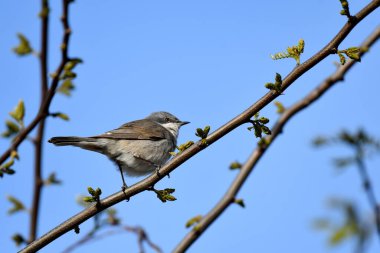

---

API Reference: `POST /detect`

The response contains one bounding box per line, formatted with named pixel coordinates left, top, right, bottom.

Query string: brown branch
left=173, top=25, right=380, bottom=253
left=29, top=0, right=50, bottom=243
left=356, top=156, right=380, bottom=242
left=0, top=0, right=72, bottom=168
left=18, top=1, right=380, bottom=252
left=61, top=225, right=162, bottom=253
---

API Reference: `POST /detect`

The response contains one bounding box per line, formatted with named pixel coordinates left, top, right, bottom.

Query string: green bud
left=11, top=150, right=19, bottom=160
left=6, top=120, right=20, bottom=133
left=82, top=196, right=95, bottom=203
left=298, top=39, right=305, bottom=54
left=87, top=187, right=95, bottom=196
left=57, top=79, right=75, bottom=96
left=12, top=234, right=26, bottom=246
left=274, top=101, right=285, bottom=114
left=165, top=195, right=177, bottom=201
left=203, top=126, right=210, bottom=137
left=345, top=47, right=361, bottom=61
left=7, top=195, right=26, bottom=214
left=253, top=124, right=262, bottom=138
left=275, top=73, right=282, bottom=84
left=338, top=52, right=346, bottom=65
left=5, top=168, right=16, bottom=175
left=185, top=215, right=203, bottom=228
left=229, top=161, right=242, bottom=170
left=1, top=159, right=14, bottom=170
left=9, top=100, right=25, bottom=124
left=95, top=187, right=102, bottom=196
left=234, top=198, right=245, bottom=208
left=195, top=128, right=204, bottom=138
left=261, top=125, right=272, bottom=135
left=13, top=33, right=33, bottom=56
left=259, top=117, right=269, bottom=124
left=265, top=83, right=275, bottom=90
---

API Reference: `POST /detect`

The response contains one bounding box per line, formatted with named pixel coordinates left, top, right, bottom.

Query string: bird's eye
left=165, top=117, right=170, bottom=122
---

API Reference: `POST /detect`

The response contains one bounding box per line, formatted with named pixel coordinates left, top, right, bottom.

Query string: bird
left=48, top=111, right=189, bottom=189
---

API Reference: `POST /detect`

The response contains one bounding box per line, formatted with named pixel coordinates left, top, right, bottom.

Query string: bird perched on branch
left=49, top=111, right=189, bottom=189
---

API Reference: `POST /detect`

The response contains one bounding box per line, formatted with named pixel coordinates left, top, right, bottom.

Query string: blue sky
left=1, top=1, right=380, bottom=252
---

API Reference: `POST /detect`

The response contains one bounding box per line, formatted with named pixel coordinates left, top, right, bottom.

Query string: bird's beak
left=180, top=121, right=190, bottom=126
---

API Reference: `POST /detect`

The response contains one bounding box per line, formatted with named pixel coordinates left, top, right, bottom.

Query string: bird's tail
left=48, top=136, right=103, bottom=152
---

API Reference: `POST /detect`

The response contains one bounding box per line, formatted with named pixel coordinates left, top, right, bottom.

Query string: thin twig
left=61, top=225, right=162, bottom=253
left=173, top=25, right=380, bottom=252
left=19, top=1, right=380, bottom=252
left=356, top=155, right=380, bottom=242
left=29, top=0, right=50, bottom=243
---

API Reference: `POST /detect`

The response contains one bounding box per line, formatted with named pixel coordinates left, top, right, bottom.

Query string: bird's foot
left=121, top=183, right=129, bottom=202
left=155, top=166, right=161, bottom=178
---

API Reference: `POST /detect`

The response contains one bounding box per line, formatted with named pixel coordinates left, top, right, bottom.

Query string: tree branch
left=29, top=0, right=50, bottom=243
left=173, top=25, right=380, bottom=253
left=0, top=0, right=72, bottom=168
left=19, top=1, right=380, bottom=252
left=356, top=156, right=380, bottom=242
left=61, top=225, right=162, bottom=253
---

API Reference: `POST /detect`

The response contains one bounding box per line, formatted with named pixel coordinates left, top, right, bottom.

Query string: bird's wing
left=91, top=120, right=166, bottom=140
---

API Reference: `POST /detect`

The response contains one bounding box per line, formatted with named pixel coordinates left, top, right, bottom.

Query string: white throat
left=160, top=122, right=180, bottom=138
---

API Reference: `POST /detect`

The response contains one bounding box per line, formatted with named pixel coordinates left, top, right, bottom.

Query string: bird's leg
left=118, top=165, right=128, bottom=190
left=155, top=165, right=162, bottom=178
left=118, top=165, right=129, bottom=201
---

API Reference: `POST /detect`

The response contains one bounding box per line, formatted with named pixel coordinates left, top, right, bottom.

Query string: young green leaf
left=57, top=79, right=75, bottom=96
left=7, top=196, right=26, bottom=214
left=82, top=196, right=95, bottom=203
left=154, top=188, right=177, bottom=203
left=13, top=33, right=33, bottom=56
left=234, top=198, right=245, bottom=208
left=339, top=0, right=351, bottom=18
left=44, top=172, right=62, bottom=185
left=185, top=215, right=203, bottom=228
left=2, top=120, right=20, bottom=138
left=271, top=39, right=305, bottom=65
left=9, top=100, right=25, bottom=125
left=338, top=52, right=346, bottom=65
left=64, top=58, right=83, bottom=71
left=229, top=161, right=242, bottom=170
left=345, top=47, right=361, bottom=61
left=274, top=101, right=285, bottom=114
left=51, top=112, right=70, bottom=121
left=87, top=186, right=96, bottom=196
left=12, top=234, right=26, bottom=246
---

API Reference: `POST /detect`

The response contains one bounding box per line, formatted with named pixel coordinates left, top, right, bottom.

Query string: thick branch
left=19, top=1, right=380, bottom=252
left=173, top=25, right=380, bottom=253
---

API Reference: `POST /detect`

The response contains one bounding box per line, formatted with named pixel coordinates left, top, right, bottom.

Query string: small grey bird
left=49, top=111, right=189, bottom=188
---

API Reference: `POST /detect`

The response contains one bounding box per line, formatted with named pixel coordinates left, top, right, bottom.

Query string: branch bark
left=19, top=1, right=380, bottom=252
left=173, top=25, right=380, bottom=253
left=29, top=0, right=50, bottom=243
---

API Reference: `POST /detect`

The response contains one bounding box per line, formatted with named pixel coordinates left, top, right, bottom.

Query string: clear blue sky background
left=1, top=1, right=380, bottom=252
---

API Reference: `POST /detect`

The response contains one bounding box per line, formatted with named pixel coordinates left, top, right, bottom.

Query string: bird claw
left=155, top=166, right=161, bottom=177
left=121, top=184, right=130, bottom=202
